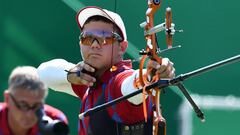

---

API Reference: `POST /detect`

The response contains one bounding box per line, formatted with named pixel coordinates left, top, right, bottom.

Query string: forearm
left=37, top=59, right=77, bottom=97
left=121, top=69, right=147, bottom=105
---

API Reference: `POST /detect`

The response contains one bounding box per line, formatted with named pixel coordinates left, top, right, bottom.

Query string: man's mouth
left=89, top=53, right=101, bottom=57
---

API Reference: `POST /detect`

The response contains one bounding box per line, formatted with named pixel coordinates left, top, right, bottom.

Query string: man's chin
left=85, top=60, right=111, bottom=72
left=85, top=60, right=100, bottom=69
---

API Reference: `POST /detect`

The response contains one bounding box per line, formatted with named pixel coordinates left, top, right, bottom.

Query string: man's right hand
left=67, top=62, right=96, bottom=86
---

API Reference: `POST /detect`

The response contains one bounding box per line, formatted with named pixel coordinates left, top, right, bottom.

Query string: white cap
left=76, top=6, right=127, bottom=41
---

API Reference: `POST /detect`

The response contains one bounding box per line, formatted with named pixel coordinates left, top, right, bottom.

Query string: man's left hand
left=147, top=58, right=175, bottom=79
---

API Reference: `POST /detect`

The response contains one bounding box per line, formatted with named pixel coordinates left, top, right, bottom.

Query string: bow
left=138, top=0, right=164, bottom=134
left=135, top=0, right=177, bottom=134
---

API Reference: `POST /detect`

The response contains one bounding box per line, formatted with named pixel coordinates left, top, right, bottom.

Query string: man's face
left=5, top=89, right=45, bottom=129
left=79, top=21, right=126, bottom=71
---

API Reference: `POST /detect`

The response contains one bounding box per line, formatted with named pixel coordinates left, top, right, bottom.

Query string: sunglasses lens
left=81, top=36, right=93, bottom=46
left=19, top=103, right=42, bottom=111
left=104, top=37, right=115, bottom=45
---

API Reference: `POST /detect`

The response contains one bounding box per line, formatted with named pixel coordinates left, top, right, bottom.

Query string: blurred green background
left=1, top=0, right=240, bottom=135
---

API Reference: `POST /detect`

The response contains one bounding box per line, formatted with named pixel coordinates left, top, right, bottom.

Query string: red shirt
left=0, top=103, right=68, bottom=135
left=71, top=60, right=152, bottom=135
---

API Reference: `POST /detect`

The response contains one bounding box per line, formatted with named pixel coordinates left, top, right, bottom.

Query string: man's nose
left=91, top=39, right=102, bottom=49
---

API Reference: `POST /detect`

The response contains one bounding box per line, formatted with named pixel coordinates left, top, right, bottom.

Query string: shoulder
left=43, top=104, right=68, bottom=123
left=0, top=103, right=6, bottom=112
left=113, top=69, right=134, bottom=85
left=0, top=103, right=8, bottom=133
left=105, top=69, right=134, bottom=97
left=113, top=60, right=134, bottom=81
left=0, top=103, right=5, bottom=119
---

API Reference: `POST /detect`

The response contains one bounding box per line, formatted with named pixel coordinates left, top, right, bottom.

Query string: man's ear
left=4, top=90, right=10, bottom=103
left=119, top=41, right=128, bottom=55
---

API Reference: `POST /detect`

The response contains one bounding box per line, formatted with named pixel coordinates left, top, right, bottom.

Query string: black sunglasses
left=9, top=94, right=43, bottom=112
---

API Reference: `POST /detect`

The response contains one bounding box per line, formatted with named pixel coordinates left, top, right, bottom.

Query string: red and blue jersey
left=0, top=103, right=68, bottom=135
left=72, top=60, right=153, bottom=135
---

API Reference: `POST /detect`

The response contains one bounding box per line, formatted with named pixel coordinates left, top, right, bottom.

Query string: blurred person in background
left=0, top=66, right=68, bottom=135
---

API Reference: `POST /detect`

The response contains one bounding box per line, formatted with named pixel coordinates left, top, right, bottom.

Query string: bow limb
left=152, top=88, right=166, bottom=135
left=139, top=54, right=148, bottom=122
left=146, top=1, right=161, bottom=63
